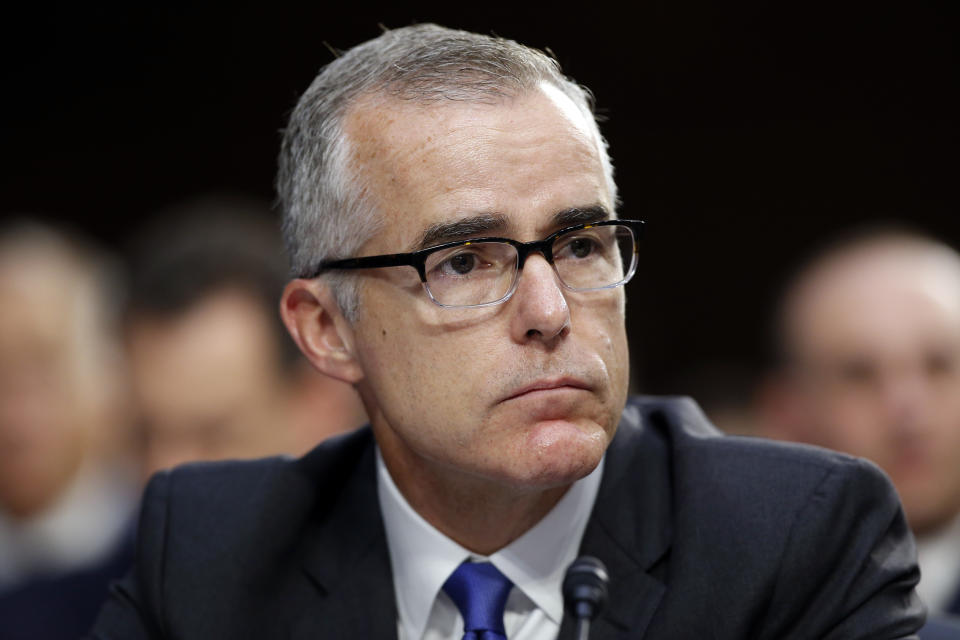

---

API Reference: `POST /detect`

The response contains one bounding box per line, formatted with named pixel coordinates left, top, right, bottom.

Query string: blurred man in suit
left=90, top=25, right=924, bottom=639
left=0, top=222, right=138, bottom=640
left=760, top=230, right=960, bottom=630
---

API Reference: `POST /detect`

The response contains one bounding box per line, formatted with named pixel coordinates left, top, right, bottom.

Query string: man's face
left=782, top=246, right=960, bottom=534
left=127, top=289, right=293, bottom=477
left=0, top=257, right=109, bottom=517
left=342, top=85, right=629, bottom=492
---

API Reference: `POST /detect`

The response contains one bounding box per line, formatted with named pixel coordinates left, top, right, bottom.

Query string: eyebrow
left=412, top=204, right=612, bottom=251
left=551, top=205, right=611, bottom=228
left=415, top=214, right=509, bottom=250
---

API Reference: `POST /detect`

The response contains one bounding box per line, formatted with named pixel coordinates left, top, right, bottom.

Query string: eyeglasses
left=307, top=219, right=645, bottom=309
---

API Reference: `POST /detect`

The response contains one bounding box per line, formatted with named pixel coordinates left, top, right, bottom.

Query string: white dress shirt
left=376, top=449, right=604, bottom=640
left=916, top=512, right=960, bottom=614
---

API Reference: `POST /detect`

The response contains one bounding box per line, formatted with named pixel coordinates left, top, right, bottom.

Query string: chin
left=504, top=419, right=609, bottom=489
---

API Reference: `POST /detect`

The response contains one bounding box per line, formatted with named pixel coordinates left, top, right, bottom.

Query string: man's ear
left=280, top=279, right=364, bottom=384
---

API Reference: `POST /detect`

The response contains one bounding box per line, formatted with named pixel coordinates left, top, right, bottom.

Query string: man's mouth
left=503, top=377, right=592, bottom=402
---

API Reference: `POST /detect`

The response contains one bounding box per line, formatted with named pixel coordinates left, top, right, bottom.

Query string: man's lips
left=502, top=377, right=592, bottom=402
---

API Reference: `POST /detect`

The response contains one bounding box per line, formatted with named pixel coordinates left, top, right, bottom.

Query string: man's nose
left=508, top=253, right=570, bottom=344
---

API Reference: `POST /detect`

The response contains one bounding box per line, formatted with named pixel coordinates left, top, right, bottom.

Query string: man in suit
left=759, top=230, right=960, bottom=635
left=0, top=222, right=138, bottom=640
left=88, top=24, right=925, bottom=639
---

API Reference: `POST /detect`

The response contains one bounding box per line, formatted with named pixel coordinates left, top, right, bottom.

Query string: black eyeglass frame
left=305, top=219, right=645, bottom=308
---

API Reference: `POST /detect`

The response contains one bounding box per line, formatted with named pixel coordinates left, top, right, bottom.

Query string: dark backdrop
left=3, top=2, right=957, bottom=396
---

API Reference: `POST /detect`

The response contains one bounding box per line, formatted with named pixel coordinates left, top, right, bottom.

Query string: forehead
left=343, top=85, right=611, bottom=250
left=788, top=244, right=960, bottom=358
left=0, top=255, right=80, bottom=349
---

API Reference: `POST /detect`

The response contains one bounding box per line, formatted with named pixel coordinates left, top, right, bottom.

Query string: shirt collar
left=377, top=448, right=604, bottom=640
left=916, top=511, right=960, bottom=612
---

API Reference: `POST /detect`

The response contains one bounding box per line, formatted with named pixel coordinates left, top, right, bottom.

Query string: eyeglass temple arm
left=304, top=252, right=422, bottom=279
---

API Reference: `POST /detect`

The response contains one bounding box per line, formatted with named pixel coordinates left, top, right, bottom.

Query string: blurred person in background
left=760, top=228, right=960, bottom=628
left=0, top=221, right=138, bottom=640
left=125, top=196, right=366, bottom=478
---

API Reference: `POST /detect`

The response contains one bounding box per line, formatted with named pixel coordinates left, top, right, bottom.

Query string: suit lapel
left=559, top=402, right=674, bottom=640
left=290, top=431, right=399, bottom=639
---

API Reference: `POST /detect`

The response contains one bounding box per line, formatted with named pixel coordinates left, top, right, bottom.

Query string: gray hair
left=277, top=23, right=617, bottom=320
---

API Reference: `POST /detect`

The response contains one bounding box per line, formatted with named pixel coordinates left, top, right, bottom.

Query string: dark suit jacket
left=950, top=589, right=960, bottom=618
left=0, top=525, right=134, bottom=640
left=87, top=397, right=925, bottom=639
left=921, top=616, right=960, bottom=639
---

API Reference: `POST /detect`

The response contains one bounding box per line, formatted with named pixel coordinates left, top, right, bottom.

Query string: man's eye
left=835, top=359, right=877, bottom=386
left=558, top=236, right=601, bottom=259
left=438, top=252, right=481, bottom=276
left=924, top=350, right=957, bottom=378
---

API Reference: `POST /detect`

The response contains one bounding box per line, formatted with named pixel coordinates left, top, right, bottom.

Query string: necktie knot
left=442, top=561, right=513, bottom=640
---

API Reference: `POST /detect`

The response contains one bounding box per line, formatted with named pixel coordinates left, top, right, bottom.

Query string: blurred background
left=0, top=1, right=958, bottom=637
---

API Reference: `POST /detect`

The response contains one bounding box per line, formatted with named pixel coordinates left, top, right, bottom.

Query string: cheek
left=930, top=386, right=960, bottom=438
left=813, top=392, right=883, bottom=454
left=927, top=394, right=960, bottom=470
left=581, top=295, right=629, bottom=381
left=606, top=323, right=629, bottom=370
left=354, top=305, right=475, bottom=426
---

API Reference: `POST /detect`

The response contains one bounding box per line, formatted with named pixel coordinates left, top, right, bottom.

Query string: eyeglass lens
left=422, top=224, right=636, bottom=307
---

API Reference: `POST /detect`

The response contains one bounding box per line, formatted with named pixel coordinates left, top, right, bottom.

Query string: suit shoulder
left=626, top=394, right=891, bottom=490
left=139, top=426, right=374, bottom=556
left=156, top=425, right=371, bottom=497
left=624, top=397, right=922, bottom=637
left=623, top=395, right=900, bottom=530
left=113, top=429, right=377, bottom=637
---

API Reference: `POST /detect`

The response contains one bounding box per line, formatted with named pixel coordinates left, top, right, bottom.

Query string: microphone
left=562, top=556, right=609, bottom=640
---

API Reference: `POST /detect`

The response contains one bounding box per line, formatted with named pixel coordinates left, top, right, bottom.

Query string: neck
left=377, top=432, right=572, bottom=556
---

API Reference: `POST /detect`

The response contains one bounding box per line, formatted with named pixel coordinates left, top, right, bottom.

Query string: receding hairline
left=340, top=79, right=605, bottom=163
left=336, top=84, right=613, bottom=251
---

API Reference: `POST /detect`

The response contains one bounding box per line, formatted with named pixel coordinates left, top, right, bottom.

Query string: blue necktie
left=442, top=561, right=514, bottom=640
